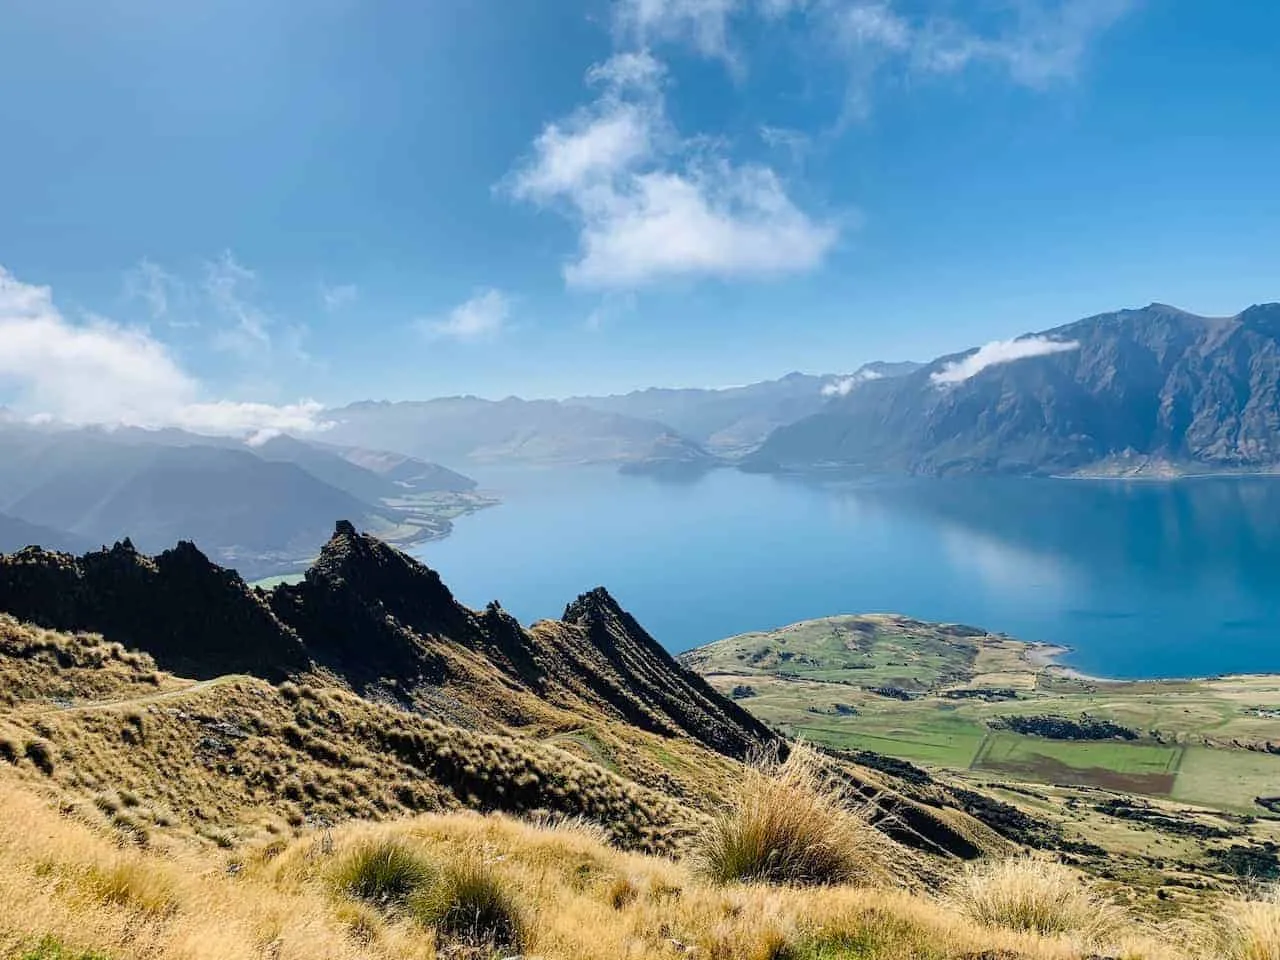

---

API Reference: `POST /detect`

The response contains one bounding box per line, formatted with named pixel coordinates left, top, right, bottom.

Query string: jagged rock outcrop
left=0, top=522, right=775, bottom=759
left=0, top=538, right=306, bottom=679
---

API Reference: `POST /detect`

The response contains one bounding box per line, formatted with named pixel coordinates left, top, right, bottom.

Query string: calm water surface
left=415, top=468, right=1280, bottom=679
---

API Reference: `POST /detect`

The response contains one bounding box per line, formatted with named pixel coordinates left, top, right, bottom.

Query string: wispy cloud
left=0, top=265, right=329, bottom=443
left=931, top=335, right=1080, bottom=385
left=820, top=368, right=882, bottom=396
left=507, top=51, right=838, bottom=288
left=420, top=289, right=511, bottom=342
left=615, top=0, right=1135, bottom=117
left=124, top=258, right=185, bottom=323
left=320, top=281, right=358, bottom=311
left=204, top=250, right=272, bottom=355
left=613, top=0, right=740, bottom=64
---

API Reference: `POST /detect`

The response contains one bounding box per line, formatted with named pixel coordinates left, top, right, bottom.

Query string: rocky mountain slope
left=568, top=364, right=921, bottom=457
left=750, top=303, right=1280, bottom=476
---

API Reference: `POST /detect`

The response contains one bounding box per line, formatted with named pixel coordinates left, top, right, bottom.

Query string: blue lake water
left=414, top=467, right=1280, bottom=680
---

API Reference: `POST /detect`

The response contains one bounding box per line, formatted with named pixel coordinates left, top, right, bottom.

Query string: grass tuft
left=693, top=743, right=891, bottom=887
left=411, top=861, right=528, bottom=954
left=951, top=855, right=1121, bottom=938
left=1217, top=884, right=1280, bottom=960
left=332, top=838, right=436, bottom=910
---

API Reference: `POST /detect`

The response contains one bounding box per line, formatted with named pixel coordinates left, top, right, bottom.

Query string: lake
left=414, top=467, right=1280, bottom=680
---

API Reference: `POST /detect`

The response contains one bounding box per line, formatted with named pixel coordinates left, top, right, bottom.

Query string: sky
left=0, top=0, right=1278, bottom=435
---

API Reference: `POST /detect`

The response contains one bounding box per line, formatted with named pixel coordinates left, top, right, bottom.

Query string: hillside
left=0, top=512, right=90, bottom=555
left=750, top=303, right=1280, bottom=476
left=322, top=396, right=718, bottom=468
left=0, top=426, right=490, bottom=578
left=2, top=530, right=1279, bottom=957
left=567, top=364, right=921, bottom=457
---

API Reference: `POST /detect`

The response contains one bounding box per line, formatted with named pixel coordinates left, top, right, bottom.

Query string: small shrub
left=0, top=735, right=18, bottom=764
left=1217, top=884, right=1280, bottom=960
left=951, top=855, right=1120, bottom=938
left=333, top=839, right=436, bottom=909
left=25, top=738, right=56, bottom=775
left=694, top=743, right=891, bottom=887
left=411, top=862, right=527, bottom=954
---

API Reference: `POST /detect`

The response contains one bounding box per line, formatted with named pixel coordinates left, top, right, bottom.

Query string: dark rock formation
left=0, top=539, right=307, bottom=679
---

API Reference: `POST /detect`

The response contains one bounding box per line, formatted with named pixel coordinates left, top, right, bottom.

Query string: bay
left=414, top=467, right=1280, bottom=679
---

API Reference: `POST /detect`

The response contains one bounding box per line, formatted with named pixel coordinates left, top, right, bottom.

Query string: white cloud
left=930, top=335, right=1080, bottom=386
left=508, top=52, right=837, bottom=289
left=823, top=0, right=1134, bottom=108
left=614, top=0, right=739, bottom=62
left=617, top=0, right=1134, bottom=116
left=0, top=266, right=329, bottom=442
left=420, top=289, right=510, bottom=342
left=820, top=368, right=882, bottom=396
left=320, top=282, right=358, bottom=311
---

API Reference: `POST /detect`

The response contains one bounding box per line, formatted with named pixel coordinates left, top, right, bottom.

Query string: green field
left=973, top=731, right=1182, bottom=794
left=796, top=712, right=987, bottom=767
left=688, top=614, right=1280, bottom=813
left=1173, top=746, right=1280, bottom=812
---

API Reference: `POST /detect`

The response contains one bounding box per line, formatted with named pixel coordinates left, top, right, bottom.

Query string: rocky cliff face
left=0, top=539, right=307, bottom=679
left=751, top=303, right=1280, bottom=475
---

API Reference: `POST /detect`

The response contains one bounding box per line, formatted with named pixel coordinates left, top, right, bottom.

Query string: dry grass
left=951, top=855, right=1123, bottom=940
left=0, top=772, right=1204, bottom=960
left=1215, top=885, right=1280, bottom=960
left=693, top=743, right=896, bottom=887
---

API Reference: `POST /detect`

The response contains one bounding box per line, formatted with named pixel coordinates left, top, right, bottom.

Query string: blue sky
left=0, top=0, right=1277, bottom=433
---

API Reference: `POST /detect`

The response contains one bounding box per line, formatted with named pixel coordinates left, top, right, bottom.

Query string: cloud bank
left=0, top=266, right=329, bottom=443
left=508, top=51, right=838, bottom=289
left=930, top=335, right=1080, bottom=385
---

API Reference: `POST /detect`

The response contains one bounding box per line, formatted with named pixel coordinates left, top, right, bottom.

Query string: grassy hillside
left=4, top=533, right=1280, bottom=958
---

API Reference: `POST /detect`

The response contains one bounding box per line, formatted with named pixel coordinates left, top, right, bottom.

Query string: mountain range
left=0, top=424, right=484, bottom=576
left=749, top=303, right=1280, bottom=477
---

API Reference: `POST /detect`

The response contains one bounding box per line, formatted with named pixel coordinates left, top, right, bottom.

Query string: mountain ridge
left=750, top=302, right=1280, bottom=476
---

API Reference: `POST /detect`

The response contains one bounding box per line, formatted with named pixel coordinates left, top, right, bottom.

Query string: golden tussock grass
left=1214, top=884, right=1280, bottom=960
left=0, top=771, right=1225, bottom=960
left=949, top=854, right=1123, bottom=940
left=693, top=741, right=899, bottom=887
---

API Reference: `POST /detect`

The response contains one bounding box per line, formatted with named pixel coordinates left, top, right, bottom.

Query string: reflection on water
left=415, top=468, right=1280, bottom=679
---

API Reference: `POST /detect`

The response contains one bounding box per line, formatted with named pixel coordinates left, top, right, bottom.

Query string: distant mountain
left=568, top=364, right=922, bottom=457
left=322, top=396, right=716, bottom=468
left=320, top=444, right=476, bottom=492
left=749, top=303, right=1280, bottom=477
left=0, top=431, right=383, bottom=569
left=0, top=512, right=91, bottom=555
